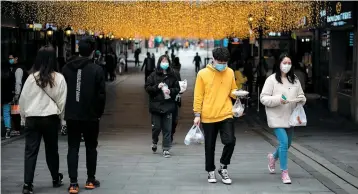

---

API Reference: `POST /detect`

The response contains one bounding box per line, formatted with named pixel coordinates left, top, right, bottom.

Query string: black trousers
left=24, top=115, right=60, bottom=183
left=145, top=70, right=153, bottom=83
left=195, top=64, right=200, bottom=73
left=171, top=105, right=179, bottom=142
left=202, top=118, right=236, bottom=172
left=67, top=120, right=99, bottom=183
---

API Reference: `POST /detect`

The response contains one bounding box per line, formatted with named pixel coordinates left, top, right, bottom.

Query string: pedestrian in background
left=62, top=37, right=106, bottom=194
left=193, top=48, right=238, bottom=185
left=1, top=61, right=15, bottom=139
left=145, top=55, right=180, bottom=158
left=260, top=53, right=306, bottom=184
left=141, top=52, right=155, bottom=83
left=171, top=56, right=182, bottom=143
left=19, top=45, right=67, bottom=194
left=193, top=52, right=202, bottom=73
left=9, top=53, right=28, bottom=137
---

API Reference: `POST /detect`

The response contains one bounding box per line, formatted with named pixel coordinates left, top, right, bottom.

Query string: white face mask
left=281, top=63, right=292, bottom=73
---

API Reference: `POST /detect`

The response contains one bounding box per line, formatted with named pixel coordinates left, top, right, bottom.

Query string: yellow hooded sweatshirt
left=193, top=64, right=238, bottom=123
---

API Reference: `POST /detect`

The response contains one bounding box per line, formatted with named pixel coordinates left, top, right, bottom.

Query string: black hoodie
left=62, top=57, right=106, bottom=121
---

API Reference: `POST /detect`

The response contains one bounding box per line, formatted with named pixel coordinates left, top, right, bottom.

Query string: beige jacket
left=260, top=74, right=306, bottom=128
left=19, top=72, right=67, bottom=122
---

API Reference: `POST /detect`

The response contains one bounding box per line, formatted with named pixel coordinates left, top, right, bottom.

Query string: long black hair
left=31, top=45, right=58, bottom=88
left=275, top=53, right=296, bottom=84
left=156, top=54, right=171, bottom=73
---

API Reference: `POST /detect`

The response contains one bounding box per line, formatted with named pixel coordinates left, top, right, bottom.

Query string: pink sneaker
left=267, top=153, right=276, bottom=174
left=281, top=170, right=291, bottom=184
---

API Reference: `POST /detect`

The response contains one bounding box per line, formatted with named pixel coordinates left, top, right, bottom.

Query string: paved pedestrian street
left=1, top=51, right=337, bottom=194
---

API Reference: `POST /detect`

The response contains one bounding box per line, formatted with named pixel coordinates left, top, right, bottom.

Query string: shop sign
left=268, top=32, right=281, bottom=37
left=297, top=16, right=307, bottom=27
left=349, top=32, right=354, bottom=47
left=45, top=23, right=57, bottom=31
left=326, top=1, right=356, bottom=28
left=33, top=23, right=42, bottom=30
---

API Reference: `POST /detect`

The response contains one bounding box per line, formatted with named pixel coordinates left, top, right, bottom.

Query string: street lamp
left=46, top=27, right=53, bottom=36
left=65, top=26, right=72, bottom=36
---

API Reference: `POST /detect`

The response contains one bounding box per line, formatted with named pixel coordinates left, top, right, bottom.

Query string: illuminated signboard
left=326, top=1, right=356, bottom=28
left=349, top=32, right=354, bottom=46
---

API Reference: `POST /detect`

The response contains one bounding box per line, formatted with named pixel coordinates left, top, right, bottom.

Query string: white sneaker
left=218, top=168, right=232, bottom=185
left=163, top=151, right=171, bottom=158
left=207, top=171, right=217, bottom=183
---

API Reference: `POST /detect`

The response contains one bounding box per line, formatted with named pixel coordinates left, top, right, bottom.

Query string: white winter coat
left=260, top=74, right=306, bottom=128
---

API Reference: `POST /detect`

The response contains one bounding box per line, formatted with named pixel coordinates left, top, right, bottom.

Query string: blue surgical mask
left=160, top=62, right=169, bottom=70
left=215, top=63, right=227, bottom=72
left=9, top=59, right=14, bottom=64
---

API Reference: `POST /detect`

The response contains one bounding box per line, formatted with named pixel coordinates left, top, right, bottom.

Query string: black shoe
left=151, top=143, right=157, bottom=153
left=22, top=183, right=34, bottom=194
left=5, top=129, right=11, bottom=139
left=68, top=183, right=79, bottom=194
left=53, top=173, right=63, bottom=188
left=218, top=167, right=232, bottom=185
left=85, top=179, right=100, bottom=190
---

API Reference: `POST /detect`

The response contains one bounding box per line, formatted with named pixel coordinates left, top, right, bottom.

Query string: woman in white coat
left=260, top=53, right=306, bottom=184
left=19, top=45, right=67, bottom=194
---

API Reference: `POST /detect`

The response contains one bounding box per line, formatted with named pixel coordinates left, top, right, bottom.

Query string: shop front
left=318, top=1, right=358, bottom=121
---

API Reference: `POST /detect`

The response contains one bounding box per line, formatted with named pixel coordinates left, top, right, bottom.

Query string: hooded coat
left=62, top=57, right=106, bottom=121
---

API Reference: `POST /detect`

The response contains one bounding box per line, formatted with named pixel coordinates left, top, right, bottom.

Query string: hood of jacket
left=66, top=56, right=93, bottom=71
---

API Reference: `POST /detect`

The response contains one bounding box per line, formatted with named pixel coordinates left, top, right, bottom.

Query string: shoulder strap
left=33, top=74, right=60, bottom=111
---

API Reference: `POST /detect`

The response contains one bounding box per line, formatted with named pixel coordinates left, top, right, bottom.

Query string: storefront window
left=337, top=31, right=354, bottom=96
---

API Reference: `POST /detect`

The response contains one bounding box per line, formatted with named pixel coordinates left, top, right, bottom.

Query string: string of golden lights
left=10, top=1, right=325, bottom=39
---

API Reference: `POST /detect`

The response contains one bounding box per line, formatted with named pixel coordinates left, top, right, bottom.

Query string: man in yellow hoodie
left=193, top=48, right=238, bottom=185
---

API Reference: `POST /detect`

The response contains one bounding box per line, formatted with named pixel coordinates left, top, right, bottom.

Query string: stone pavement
left=1, top=50, right=334, bottom=194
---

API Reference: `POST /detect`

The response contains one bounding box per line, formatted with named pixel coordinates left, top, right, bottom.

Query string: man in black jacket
left=62, top=36, right=106, bottom=194
left=145, top=55, right=180, bottom=158
left=141, top=52, right=155, bottom=83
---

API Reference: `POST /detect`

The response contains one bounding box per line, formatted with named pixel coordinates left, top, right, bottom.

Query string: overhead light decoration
left=99, top=34, right=103, bottom=39
left=15, top=1, right=318, bottom=39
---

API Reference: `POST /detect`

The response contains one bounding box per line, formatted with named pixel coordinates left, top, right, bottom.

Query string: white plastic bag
left=179, top=79, right=187, bottom=93
left=184, top=125, right=204, bottom=145
left=289, top=104, right=307, bottom=126
left=162, top=83, right=171, bottom=99
left=233, top=99, right=245, bottom=117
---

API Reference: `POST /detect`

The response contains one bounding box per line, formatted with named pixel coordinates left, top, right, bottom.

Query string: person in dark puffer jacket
left=145, top=54, right=180, bottom=158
